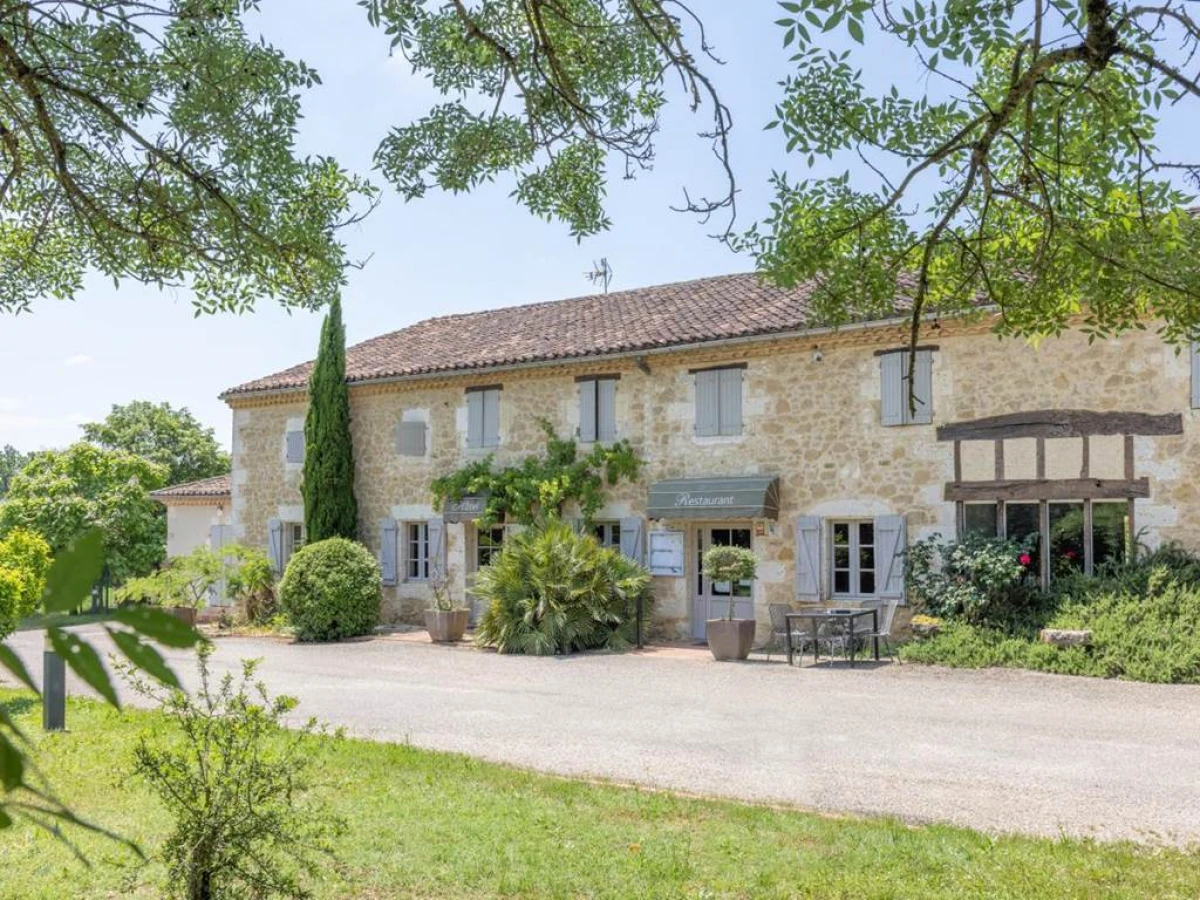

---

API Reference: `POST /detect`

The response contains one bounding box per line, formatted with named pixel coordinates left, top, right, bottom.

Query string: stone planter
left=1040, top=628, right=1092, bottom=648
left=706, top=618, right=756, bottom=661
left=425, top=608, right=470, bottom=643
left=169, top=606, right=198, bottom=627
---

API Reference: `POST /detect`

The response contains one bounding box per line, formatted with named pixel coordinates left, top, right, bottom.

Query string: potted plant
left=424, top=573, right=469, bottom=643
left=702, top=545, right=758, bottom=661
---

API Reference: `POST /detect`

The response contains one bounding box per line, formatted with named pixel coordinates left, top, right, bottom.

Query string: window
left=396, top=419, right=427, bottom=457
left=466, top=387, right=501, bottom=449
left=703, top=527, right=753, bottom=598
left=963, top=503, right=998, bottom=537
left=592, top=521, right=620, bottom=549
left=959, top=500, right=1126, bottom=577
left=831, top=521, right=877, bottom=598
left=285, top=429, right=305, bottom=463
left=406, top=522, right=430, bottom=580
left=694, top=366, right=743, bottom=437
left=578, top=377, right=618, bottom=443
left=282, top=522, right=305, bottom=568
left=475, top=526, right=505, bottom=570
left=880, top=349, right=933, bottom=426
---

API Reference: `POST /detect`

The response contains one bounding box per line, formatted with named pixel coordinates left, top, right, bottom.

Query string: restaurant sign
left=442, top=493, right=490, bottom=523
left=647, top=476, right=780, bottom=520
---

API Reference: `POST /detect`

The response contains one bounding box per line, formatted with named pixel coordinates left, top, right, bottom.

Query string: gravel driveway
left=5, top=627, right=1200, bottom=846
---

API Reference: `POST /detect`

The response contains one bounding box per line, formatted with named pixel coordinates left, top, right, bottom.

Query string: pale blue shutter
left=285, top=430, right=305, bottom=463
left=875, top=514, right=907, bottom=600
left=267, top=518, right=283, bottom=574
left=578, top=379, right=597, bottom=442
left=466, top=392, right=484, bottom=448
left=1191, top=343, right=1200, bottom=409
left=597, top=378, right=617, bottom=441
left=380, top=518, right=398, bottom=585
left=396, top=420, right=427, bottom=456
left=909, top=351, right=933, bottom=425
left=427, top=517, right=446, bottom=582
left=880, top=354, right=903, bottom=426
left=619, top=517, right=645, bottom=565
left=694, top=370, right=719, bottom=436
left=718, top=368, right=743, bottom=435
left=483, top=389, right=501, bottom=447
left=795, top=516, right=821, bottom=599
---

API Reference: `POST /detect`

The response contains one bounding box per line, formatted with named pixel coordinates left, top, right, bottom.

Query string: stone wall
left=228, top=317, right=1198, bottom=637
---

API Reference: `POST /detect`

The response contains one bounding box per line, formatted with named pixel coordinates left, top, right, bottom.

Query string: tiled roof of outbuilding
left=222, top=272, right=902, bottom=399
left=150, top=473, right=232, bottom=501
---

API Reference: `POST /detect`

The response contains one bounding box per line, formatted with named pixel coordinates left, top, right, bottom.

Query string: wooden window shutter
left=717, top=368, right=743, bottom=435
left=578, top=379, right=598, bottom=443
left=395, top=420, right=427, bottom=457
left=909, top=351, right=934, bottom=425
left=466, top=391, right=484, bottom=448
left=880, top=353, right=904, bottom=426
left=874, top=514, right=907, bottom=600
left=380, top=518, right=399, bottom=586
left=597, top=378, right=618, bottom=442
left=285, top=429, right=305, bottom=463
left=1192, top=343, right=1200, bottom=409
left=427, top=517, right=446, bottom=582
left=694, top=370, right=719, bottom=436
left=619, top=517, right=645, bottom=565
left=267, top=518, right=283, bottom=574
left=794, top=516, right=821, bottom=599
left=483, top=389, right=501, bottom=448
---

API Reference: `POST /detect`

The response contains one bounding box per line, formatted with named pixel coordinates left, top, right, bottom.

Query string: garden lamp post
left=43, top=634, right=65, bottom=731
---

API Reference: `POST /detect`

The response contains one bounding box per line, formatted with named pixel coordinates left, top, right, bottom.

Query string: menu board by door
left=647, top=530, right=685, bottom=576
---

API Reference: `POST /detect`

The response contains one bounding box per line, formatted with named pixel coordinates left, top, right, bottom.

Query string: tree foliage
left=0, top=445, right=28, bottom=497
left=82, top=401, right=229, bottom=487
left=302, top=296, right=358, bottom=543
left=747, top=0, right=1200, bottom=355
left=0, top=527, right=51, bottom=636
left=0, top=442, right=167, bottom=580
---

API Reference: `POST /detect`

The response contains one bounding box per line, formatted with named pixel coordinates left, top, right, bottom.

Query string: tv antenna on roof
left=585, top=257, right=613, bottom=294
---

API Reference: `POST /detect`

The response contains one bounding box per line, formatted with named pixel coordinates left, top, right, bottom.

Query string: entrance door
left=692, top=526, right=754, bottom=640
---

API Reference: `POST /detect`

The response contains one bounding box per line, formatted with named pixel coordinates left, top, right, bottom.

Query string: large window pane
left=964, top=503, right=998, bottom=537
left=1093, top=502, right=1128, bottom=567
left=1005, top=502, right=1040, bottom=576
left=1049, top=502, right=1085, bottom=574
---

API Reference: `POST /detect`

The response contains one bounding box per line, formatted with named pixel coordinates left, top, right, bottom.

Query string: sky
left=0, top=2, right=1193, bottom=454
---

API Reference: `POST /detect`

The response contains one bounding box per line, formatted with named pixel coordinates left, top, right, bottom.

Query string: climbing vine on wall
left=430, top=421, right=641, bottom=528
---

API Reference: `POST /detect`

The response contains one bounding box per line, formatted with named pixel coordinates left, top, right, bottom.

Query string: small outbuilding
left=150, top=473, right=233, bottom=560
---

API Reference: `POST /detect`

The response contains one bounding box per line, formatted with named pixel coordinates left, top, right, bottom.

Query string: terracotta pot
left=425, top=608, right=469, bottom=643
left=169, top=606, right=198, bottom=627
left=706, top=618, right=756, bottom=661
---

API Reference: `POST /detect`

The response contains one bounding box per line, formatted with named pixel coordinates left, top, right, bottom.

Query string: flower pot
left=169, top=606, right=198, bottom=627
left=706, top=618, right=756, bottom=661
left=425, top=608, right=469, bottom=643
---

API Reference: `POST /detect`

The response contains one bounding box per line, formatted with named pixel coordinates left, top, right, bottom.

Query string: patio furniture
left=854, top=595, right=901, bottom=661
left=785, top=608, right=880, bottom=667
left=764, top=604, right=818, bottom=664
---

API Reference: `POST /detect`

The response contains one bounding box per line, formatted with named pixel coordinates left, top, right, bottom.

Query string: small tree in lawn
left=303, top=296, right=358, bottom=542
left=702, top=546, right=758, bottom=620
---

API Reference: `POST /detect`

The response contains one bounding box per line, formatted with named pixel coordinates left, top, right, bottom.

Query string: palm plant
left=473, top=518, right=651, bottom=655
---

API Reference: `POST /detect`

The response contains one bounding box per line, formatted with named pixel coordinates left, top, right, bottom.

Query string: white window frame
left=405, top=522, right=430, bottom=581
left=829, top=519, right=878, bottom=600
left=281, top=522, right=306, bottom=569
left=474, top=526, right=505, bottom=571
left=592, top=521, right=620, bottom=549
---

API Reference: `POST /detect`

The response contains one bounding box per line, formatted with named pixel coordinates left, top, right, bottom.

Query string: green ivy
left=430, top=421, right=641, bottom=528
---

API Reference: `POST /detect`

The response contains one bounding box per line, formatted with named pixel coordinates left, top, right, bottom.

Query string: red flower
left=1064, top=550, right=1077, bottom=560
left=1018, top=553, right=1033, bottom=566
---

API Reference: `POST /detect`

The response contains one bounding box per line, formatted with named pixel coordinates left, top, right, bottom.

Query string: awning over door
left=647, top=476, right=780, bottom=520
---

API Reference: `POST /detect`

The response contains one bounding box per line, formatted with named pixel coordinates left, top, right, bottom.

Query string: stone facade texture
left=228, top=315, right=1197, bottom=639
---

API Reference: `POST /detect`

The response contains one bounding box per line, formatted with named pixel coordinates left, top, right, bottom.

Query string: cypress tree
left=303, top=295, right=358, bottom=542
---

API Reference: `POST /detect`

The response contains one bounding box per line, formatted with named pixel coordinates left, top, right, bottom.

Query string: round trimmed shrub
left=279, top=537, right=381, bottom=641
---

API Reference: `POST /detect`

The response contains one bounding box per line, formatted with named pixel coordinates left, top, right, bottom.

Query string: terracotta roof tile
left=222, top=272, right=898, bottom=398
left=150, top=474, right=232, bottom=501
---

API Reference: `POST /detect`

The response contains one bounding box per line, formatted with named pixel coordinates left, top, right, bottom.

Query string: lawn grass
left=2, top=689, right=1199, bottom=899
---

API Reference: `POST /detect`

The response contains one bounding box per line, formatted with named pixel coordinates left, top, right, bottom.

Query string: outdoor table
left=785, top=609, right=879, bottom=667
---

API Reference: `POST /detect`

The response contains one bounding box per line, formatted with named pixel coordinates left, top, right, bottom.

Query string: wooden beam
left=1036, top=438, right=1046, bottom=479
left=944, top=477, right=1151, bottom=502
left=936, top=410, right=1183, bottom=442
left=953, top=440, right=962, bottom=482
left=1124, top=434, right=1135, bottom=480
left=994, top=440, right=1005, bottom=481
left=1081, top=435, right=1090, bottom=478
left=1083, top=500, right=1094, bottom=576
left=1039, top=501, right=1051, bottom=591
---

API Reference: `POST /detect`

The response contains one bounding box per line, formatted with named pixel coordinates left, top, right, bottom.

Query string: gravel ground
left=6, top=626, right=1200, bottom=846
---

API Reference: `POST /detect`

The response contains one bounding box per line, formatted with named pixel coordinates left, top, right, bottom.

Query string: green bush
left=224, top=545, right=278, bottom=624
left=279, top=538, right=381, bottom=641
left=473, top=518, right=652, bottom=655
left=0, top=527, right=52, bottom=631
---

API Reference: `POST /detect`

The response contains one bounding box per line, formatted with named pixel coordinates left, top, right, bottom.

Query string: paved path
left=6, top=627, right=1200, bottom=845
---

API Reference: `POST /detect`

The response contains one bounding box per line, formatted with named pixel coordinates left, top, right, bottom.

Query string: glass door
left=692, top=526, right=754, bottom=640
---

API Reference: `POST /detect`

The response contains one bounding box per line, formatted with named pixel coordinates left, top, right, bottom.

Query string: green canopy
left=647, top=476, right=780, bottom=520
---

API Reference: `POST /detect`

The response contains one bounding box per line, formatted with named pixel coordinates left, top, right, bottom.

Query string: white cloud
left=0, top=412, right=87, bottom=430
left=0, top=397, right=22, bottom=412
left=63, top=354, right=93, bottom=367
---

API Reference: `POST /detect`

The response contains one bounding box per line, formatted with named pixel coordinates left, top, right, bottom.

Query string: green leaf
left=41, top=528, right=105, bottom=614
left=0, top=732, right=25, bottom=791
left=0, top=806, right=12, bottom=829
left=112, top=608, right=202, bottom=650
left=0, top=645, right=37, bottom=695
left=847, top=18, right=864, bottom=43
left=47, top=627, right=119, bottom=707
left=107, top=628, right=180, bottom=689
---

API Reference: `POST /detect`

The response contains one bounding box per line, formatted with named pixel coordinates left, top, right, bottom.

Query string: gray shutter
left=875, top=514, right=907, bottom=600
left=880, top=353, right=904, bottom=426
left=209, top=523, right=223, bottom=552
left=395, top=420, right=427, bottom=457
left=718, top=368, right=743, bottom=435
left=285, top=429, right=305, bottom=463
left=380, top=517, right=398, bottom=585
left=578, top=379, right=597, bottom=443
left=267, top=518, right=283, bottom=574
left=466, top=392, right=484, bottom=448
left=795, top=516, right=821, bottom=599
left=694, top=370, right=719, bottom=436
left=1192, top=343, right=1200, bottom=409
left=619, top=516, right=645, bottom=565
left=427, top=517, right=446, bottom=581
left=909, top=351, right=933, bottom=425
left=597, top=378, right=617, bottom=441
left=483, top=389, right=501, bottom=447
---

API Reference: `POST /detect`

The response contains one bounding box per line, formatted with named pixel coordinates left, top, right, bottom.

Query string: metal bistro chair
left=765, top=604, right=847, bottom=665
left=852, top=594, right=902, bottom=662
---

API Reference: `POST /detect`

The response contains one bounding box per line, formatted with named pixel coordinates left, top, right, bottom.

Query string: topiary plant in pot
left=424, top=573, right=469, bottom=643
left=702, top=545, right=758, bottom=661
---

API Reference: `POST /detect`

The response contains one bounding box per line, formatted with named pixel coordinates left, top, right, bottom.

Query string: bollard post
left=43, top=635, right=65, bottom=732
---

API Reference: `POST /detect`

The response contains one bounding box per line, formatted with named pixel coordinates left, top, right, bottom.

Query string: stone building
left=220, top=273, right=1199, bottom=639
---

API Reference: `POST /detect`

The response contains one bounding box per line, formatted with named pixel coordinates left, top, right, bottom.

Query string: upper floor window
left=578, top=376, right=618, bottom=443
left=466, top=386, right=501, bottom=449
left=395, top=418, right=428, bottom=457
left=285, top=428, right=305, bottom=463
left=879, top=348, right=933, bottom=426
left=693, top=365, right=744, bottom=437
